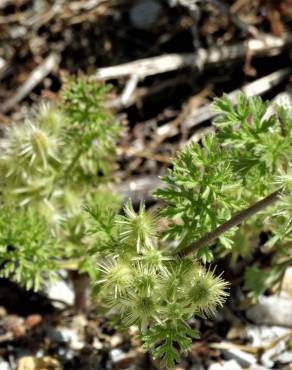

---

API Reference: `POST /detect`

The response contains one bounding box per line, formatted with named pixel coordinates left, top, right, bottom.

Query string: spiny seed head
left=2, top=120, right=60, bottom=178
left=133, top=247, right=173, bottom=270
left=33, top=102, right=65, bottom=133
left=8, top=177, right=54, bottom=206
left=276, top=166, right=292, bottom=192
left=98, top=259, right=133, bottom=297
left=172, top=258, right=199, bottom=279
left=159, top=259, right=199, bottom=300
left=133, top=263, right=158, bottom=296
left=159, top=301, right=192, bottom=323
left=116, top=201, right=158, bottom=253
left=159, top=268, right=186, bottom=300
left=0, top=116, right=62, bottom=209
left=272, top=193, right=292, bottom=235
left=120, top=293, right=158, bottom=333
left=188, top=269, right=229, bottom=317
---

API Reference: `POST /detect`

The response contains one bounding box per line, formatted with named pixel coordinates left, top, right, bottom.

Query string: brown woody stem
left=176, top=188, right=282, bottom=258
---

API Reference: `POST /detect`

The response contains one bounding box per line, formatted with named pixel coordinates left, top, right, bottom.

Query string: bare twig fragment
left=1, top=53, right=60, bottom=114
left=94, top=34, right=292, bottom=80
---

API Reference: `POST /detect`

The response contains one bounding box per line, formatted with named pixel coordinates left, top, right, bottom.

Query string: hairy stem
left=176, top=188, right=282, bottom=258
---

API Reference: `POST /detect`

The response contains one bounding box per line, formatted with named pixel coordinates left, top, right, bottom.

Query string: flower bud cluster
left=96, top=202, right=228, bottom=367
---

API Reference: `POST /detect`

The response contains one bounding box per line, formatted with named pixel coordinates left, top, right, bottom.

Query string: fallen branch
left=94, top=34, right=292, bottom=80
left=107, top=75, right=189, bottom=110
left=209, top=331, right=292, bottom=355
left=1, top=53, right=60, bottom=114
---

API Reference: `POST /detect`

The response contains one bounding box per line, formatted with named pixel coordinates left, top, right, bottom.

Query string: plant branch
left=176, top=188, right=282, bottom=258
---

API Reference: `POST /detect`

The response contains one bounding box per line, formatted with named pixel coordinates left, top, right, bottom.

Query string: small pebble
left=222, top=348, right=256, bottom=367
left=109, top=334, right=123, bottom=348
left=0, top=359, right=11, bottom=370
left=16, top=356, right=62, bottom=370
left=110, top=349, right=125, bottom=364
left=276, top=351, right=292, bottom=364
left=47, top=327, right=84, bottom=350
left=208, top=359, right=242, bottom=370
left=246, top=296, right=292, bottom=327
left=45, top=274, right=74, bottom=308
left=110, top=349, right=142, bottom=369
left=129, top=0, right=162, bottom=30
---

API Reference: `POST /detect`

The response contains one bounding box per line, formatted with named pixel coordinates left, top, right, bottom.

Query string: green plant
left=90, top=94, right=291, bottom=367
left=0, top=89, right=291, bottom=367
left=0, top=77, right=122, bottom=291
left=0, top=207, right=60, bottom=291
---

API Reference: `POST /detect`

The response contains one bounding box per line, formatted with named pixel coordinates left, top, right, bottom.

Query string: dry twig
left=94, top=34, right=292, bottom=80
left=1, top=53, right=60, bottom=114
left=209, top=331, right=292, bottom=355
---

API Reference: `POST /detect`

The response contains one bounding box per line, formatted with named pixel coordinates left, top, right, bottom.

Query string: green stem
left=176, top=188, right=282, bottom=258
left=64, top=147, right=84, bottom=177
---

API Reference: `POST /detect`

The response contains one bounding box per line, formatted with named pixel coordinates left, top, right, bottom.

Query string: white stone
left=222, top=348, right=256, bottom=367
left=110, top=349, right=125, bottom=363
left=245, top=325, right=291, bottom=368
left=48, top=327, right=84, bottom=350
left=208, top=359, right=242, bottom=370
left=45, top=273, right=74, bottom=308
left=246, top=296, right=292, bottom=327
left=277, top=351, right=292, bottom=364
left=0, top=361, right=10, bottom=370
